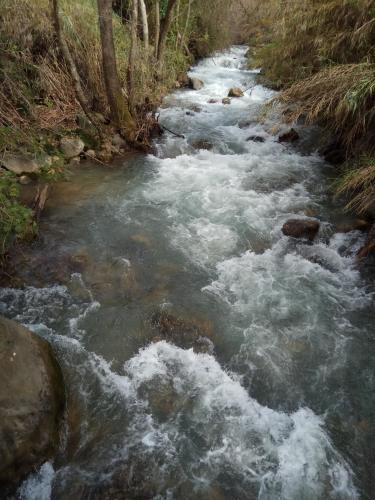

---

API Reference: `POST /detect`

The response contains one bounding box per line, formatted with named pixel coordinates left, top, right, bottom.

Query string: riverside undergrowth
left=243, top=0, right=375, bottom=216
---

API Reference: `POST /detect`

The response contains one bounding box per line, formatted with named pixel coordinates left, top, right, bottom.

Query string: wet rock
left=60, top=137, right=85, bottom=159
left=357, top=224, right=375, bottom=261
left=188, top=77, right=204, bottom=90
left=69, top=157, right=80, bottom=166
left=189, top=105, right=202, bottom=113
left=282, top=218, right=320, bottom=241
left=208, top=98, right=219, bottom=104
left=228, top=87, right=244, bottom=97
left=246, top=135, right=265, bottom=143
left=1, top=156, right=41, bottom=175
left=85, top=149, right=96, bottom=159
left=336, top=219, right=372, bottom=233
left=192, top=140, right=213, bottom=151
left=19, top=175, right=32, bottom=185
left=150, top=310, right=214, bottom=353
left=177, top=72, right=190, bottom=87
left=222, top=97, right=231, bottom=105
left=278, top=128, right=299, bottom=143
left=238, top=120, right=253, bottom=129
left=0, top=316, right=64, bottom=494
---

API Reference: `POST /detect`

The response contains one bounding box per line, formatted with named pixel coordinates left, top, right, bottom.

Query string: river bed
left=2, top=46, right=375, bottom=500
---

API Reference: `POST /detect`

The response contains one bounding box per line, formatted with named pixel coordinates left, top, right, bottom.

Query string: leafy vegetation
left=0, top=172, right=35, bottom=255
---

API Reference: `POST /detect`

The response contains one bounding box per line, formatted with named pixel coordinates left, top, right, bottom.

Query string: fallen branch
left=160, top=124, right=185, bottom=138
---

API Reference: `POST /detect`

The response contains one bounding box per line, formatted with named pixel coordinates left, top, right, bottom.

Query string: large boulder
left=228, top=87, right=244, bottom=98
left=0, top=317, right=65, bottom=494
left=60, top=137, right=85, bottom=159
left=1, top=156, right=41, bottom=175
left=282, top=218, right=320, bottom=241
left=188, top=77, right=204, bottom=90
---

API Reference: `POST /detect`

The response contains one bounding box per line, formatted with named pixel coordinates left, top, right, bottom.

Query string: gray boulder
left=0, top=316, right=64, bottom=494
left=188, top=77, right=204, bottom=90
left=1, top=156, right=41, bottom=175
left=60, top=137, right=85, bottom=159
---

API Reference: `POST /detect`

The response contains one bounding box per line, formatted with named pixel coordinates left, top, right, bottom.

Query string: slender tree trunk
left=139, top=0, right=149, bottom=53
left=156, top=0, right=178, bottom=63
left=97, top=0, right=135, bottom=138
left=51, top=0, right=101, bottom=134
left=154, top=0, right=160, bottom=58
left=180, top=0, right=192, bottom=51
left=128, top=0, right=138, bottom=115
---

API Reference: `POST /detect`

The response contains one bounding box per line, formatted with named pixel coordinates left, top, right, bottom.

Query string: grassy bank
left=245, top=0, right=375, bottom=216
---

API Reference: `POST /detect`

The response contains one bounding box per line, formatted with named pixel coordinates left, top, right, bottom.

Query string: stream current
left=2, top=46, right=375, bottom=499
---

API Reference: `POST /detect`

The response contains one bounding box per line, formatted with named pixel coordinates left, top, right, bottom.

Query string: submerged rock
left=278, top=128, right=299, bottom=143
left=208, top=98, right=219, bottom=104
left=228, top=87, right=244, bottom=97
left=282, top=218, right=320, bottom=241
left=150, top=310, right=214, bottom=353
left=246, top=135, right=265, bottom=143
left=192, top=140, right=213, bottom=151
left=222, top=97, right=231, bottom=105
left=0, top=316, right=64, bottom=494
left=60, top=137, right=85, bottom=159
left=1, top=156, right=41, bottom=175
left=188, top=77, right=204, bottom=90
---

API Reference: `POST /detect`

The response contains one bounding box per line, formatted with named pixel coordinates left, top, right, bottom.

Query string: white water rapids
left=1, top=46, right=374, bottom=499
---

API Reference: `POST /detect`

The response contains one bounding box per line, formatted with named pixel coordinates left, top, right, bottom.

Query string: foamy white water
left=2, top=46, right=374, bottom=499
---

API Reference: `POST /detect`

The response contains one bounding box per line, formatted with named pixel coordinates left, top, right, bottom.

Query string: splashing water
left=2, top=46, right=374, bottom=499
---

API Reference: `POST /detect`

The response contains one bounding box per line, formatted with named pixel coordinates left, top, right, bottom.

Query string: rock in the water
left=150, top=310, right=214, bottom=353
left=60, top=137, right=85, bottom=159
left=357, top=224, right=375, bottom=261
left=188, top=77, right=204, bottom=90
left=222, top=97, right=231, bottom=105
left=278, top=128, right=299, bottom=143
left=192, top=140, right=213, bottom=150
left=18, top=175, right=32, bottom=185
left=1, top=156, right=41, bottom=175
left=85, top=149, right=96, bottom=159
left=228, top=87, right=244, bottom=97
left=208, top=98, right=219, bottom=104
left=177, top=72, right=190, bottom=87
left=246, top=135, right=265, bottom=143
left=282, top=218, right=320, bottom=241
left=69, top=157, right=81, bottom=166
left=0, top=316, right=64, bottom=494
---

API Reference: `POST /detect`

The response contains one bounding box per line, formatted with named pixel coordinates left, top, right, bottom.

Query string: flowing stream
left=2, top=46, right=375, bottom=500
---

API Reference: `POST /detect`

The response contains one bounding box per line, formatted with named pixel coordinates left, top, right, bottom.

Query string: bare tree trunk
left=139, top=0, right=149, bottom=53
left=128, top=0, right=138, bottom=115
left=156, top=0, right=178, bottom=63
left=51, top=0, right=101, bottom=135
left=154, top=0, right=160, bottom=58
left=180, top=0, right=192, bottom=51
left=97, top=0, right=135, bottom=139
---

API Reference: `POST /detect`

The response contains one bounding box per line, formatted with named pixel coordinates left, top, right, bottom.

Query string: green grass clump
left=0, top=171, right=36, bottom=254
